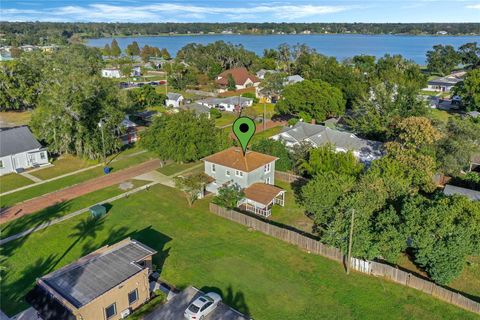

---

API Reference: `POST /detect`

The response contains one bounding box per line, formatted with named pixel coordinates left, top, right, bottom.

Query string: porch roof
left=244, top=183, right=284, bottom=206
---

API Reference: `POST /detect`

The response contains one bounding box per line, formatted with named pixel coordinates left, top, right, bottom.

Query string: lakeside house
left=26, top=238, right=156, bottom=320
left=271, top=122, right=384, bottom=163
left=165, top=92, right=184, bottom=108
left=215, top=67, right=260, bottom=91
left=0, top=126, right=49, bottom=176
left=425, top=72, right=464, bottom=92
left=202, top=147, right=285, bottom=217
left=197, top=96, right=253, bottom=112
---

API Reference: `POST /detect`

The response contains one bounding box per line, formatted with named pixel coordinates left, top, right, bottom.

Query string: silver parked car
left=184, top=292, right=222, bottom=320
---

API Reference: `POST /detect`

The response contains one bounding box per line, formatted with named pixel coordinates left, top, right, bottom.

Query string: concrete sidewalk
left=0, top=159, right=161, bottom=224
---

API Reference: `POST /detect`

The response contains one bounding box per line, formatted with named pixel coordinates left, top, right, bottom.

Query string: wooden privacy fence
left=209, top=203, right=480, bottom=315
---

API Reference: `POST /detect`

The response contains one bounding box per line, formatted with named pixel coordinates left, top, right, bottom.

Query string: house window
left=264, top=163, right=271, bottom=173
left=40, top=152, right=46, bottom=160
left=235, top=170, right=243, bottom=177
left=265, top=177, right=271, bottom=184
left=211, top=164, right=216, bottom=173
left=0, top=160, right=3, bottom=168
left=128, top=289, right=138, bottom=305
left=105, top=303, right=116, bottom=319
left=226, top=170, right=230, bottom=177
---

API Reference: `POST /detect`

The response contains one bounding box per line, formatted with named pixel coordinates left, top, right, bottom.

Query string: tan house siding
left=76, top=269, right=150, bottom=320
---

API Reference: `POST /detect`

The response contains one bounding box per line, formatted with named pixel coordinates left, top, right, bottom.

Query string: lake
left=87, top=34, right=480, bottom=65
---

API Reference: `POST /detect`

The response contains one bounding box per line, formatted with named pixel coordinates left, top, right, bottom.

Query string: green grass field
left=215, top=112, right=238, bottom=127
left=30, top=155, right=97, bottom=180
left=251, top=126, right=283, bottom=144
left=1, top=184, right=476, bottom=319
left=0, top=174, right=34, bottom=194
left=0, top=179, right=148, bottom=240
left=0, top=150, right=157, bottom=208
left=156, top=161, right=202, bottom=177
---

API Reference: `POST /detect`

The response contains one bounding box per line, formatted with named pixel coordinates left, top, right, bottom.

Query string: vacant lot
left=1, top=184, right=476, bottom=319
left=0, top=111, right=32, bottom=128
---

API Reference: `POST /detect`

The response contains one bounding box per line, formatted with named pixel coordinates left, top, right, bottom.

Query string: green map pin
left=233, top=116, right=256, bottom=155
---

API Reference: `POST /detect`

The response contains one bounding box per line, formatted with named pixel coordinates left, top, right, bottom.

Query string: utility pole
left=98, top=120, right=106, bottom=165
left=346, top=208, right=355, bottom=275
left=263, top=102, right=266, bottom=131
left=165, top=70, right=168, bottom=95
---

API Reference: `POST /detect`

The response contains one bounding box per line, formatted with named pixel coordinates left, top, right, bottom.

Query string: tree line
left=1, top=22, right=480, bottom=45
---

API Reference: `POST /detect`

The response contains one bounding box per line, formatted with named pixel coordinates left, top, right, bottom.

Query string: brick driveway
left=0, top=159, right=161, bottom=224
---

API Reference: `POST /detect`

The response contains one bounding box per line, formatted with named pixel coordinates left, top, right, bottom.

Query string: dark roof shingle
left=0, top=126, right=43, bottom=157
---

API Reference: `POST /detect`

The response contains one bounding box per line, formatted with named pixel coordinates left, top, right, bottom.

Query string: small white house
left=101, top=68, right=122, bottom=78
left=165, top=93, right=184, bottom=108
left=197, top=96, right=253, bottom=112
left=0, top=126, right=49, bottom=176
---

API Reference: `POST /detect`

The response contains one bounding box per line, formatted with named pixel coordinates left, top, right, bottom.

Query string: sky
left=1, top=0, right=480, bottom=23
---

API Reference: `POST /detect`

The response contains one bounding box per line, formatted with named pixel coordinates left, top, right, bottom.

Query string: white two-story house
left=202, top=147, right=285, bottom=217
left=0, top=126, right=49, bottom=175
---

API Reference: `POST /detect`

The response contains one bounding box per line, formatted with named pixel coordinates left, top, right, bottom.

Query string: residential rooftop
left=40, top=239, right=156, bottom=308
left=216, top=67, right=259, bottom=86
left=244, top=183, right=284, bottom=206
left=0, top=126, right=43, bottom=157
left=443, top=184, right=480, bottom=201
left=202, top=147, right=277, bottom=172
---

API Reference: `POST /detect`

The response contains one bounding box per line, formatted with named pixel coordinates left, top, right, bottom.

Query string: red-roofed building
left=215, top=67, right=260, bottom=91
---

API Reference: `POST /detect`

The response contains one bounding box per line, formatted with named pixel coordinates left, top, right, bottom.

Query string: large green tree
left=426, top=44, right=460, bottom=75
left=126, top=41, right=140, bottom=57
left=453, top=69, right=480, bottom=111
left=457, top=42, right=480, bottom=67
left=140, top=111, right=230, bottom=162
left=276, top=80, right=346, bottom=122
left=251, top=138, right=293, bottom=172
left=30, top=46, right=124, bottom=159
left=110, top=39, right=121, bottom=57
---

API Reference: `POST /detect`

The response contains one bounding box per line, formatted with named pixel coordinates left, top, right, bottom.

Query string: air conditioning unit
left=120, top=309, right=131, bottom=319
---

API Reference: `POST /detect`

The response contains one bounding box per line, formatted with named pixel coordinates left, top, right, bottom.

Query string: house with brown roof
left=215, top=67, right=260, bottom=91
left=202, top=147, right=285, bottom=217
left=26, top=238, right=156, bottom=320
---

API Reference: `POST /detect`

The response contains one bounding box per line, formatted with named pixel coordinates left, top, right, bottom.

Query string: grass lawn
left=429, top=109, right=453, bottom=123
left=270, top=181, right=314, bottom=235
left=0, top=111, right=32, bottom=127
left=0, top=179, right=148, bottom=240
left=29, top=155, right=97, bottom=181
left=0, top=174, right=34, bottom=194
left=157, top=161, right=202, bottom=177
left=1, top=184, right=476, bottom=319
left=250, top=103, right=276, bottom=118
left=215, top=112, right=238, bottom=127
left=250, top=126, right=283, bottom=144
left=0, top=150, right=157, bottom=208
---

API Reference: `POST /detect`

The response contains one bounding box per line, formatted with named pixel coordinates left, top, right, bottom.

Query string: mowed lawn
left=0, top=150, right=157, bottom=208
left=0, top=174, right=34, bottom=193
left=0, top=179, right=148, bottom=240
left=157, top=161, right=202, bottom=177
left=1, top=184, right=476, bottom=319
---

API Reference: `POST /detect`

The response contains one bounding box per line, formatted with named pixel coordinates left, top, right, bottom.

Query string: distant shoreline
left=86, top=33, right=480, bottom=40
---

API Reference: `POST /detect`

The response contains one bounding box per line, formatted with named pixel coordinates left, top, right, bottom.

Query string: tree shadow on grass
left=1, top=254, right=58, bottom=316
left=1, top=201, right=72, bottom=241
left=199, top=285, right=250, bottom=316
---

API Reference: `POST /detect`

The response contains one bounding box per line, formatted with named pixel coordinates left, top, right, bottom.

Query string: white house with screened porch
left=202, top=147, right=285, bottom=217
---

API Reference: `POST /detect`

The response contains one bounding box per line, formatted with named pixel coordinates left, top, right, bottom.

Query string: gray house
left=202, top=147, right=285, bottom=217
left=271, top=122, right=383, bottom=163
left=0, top=126, right=49, bottom=176
left=181, top=102, right=211, bottom=118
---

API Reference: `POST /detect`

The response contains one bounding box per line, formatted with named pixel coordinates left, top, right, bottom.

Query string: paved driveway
left=144, top=286, right=250, bottom=320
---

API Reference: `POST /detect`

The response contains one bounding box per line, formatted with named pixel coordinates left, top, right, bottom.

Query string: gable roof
left=181, top=102, right=210, bottom=115
left=40, top=239, right=156, bottom=308
left=443, top=184, right=480, bottom=201
left=197, top=96, right=252, bottom=107
left=216, top=67, right=260, bottom=86
left=166, top=92, right=183, bottom=101
left=278, top=122, right=383, bottom=159
left=202, top=147, right=277, bottom=172
left=0, top=126, right=43, bottom=157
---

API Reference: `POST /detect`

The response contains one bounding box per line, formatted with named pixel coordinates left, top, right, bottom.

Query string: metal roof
left=166, top=92, right=183, bottom=100
left=41, top=239, right=156, bottom=308
left=443, top=184, right=480, bottom=201
left=182, top=102, right=210, bottom=114
left=0, top=126, right=43, bottom=157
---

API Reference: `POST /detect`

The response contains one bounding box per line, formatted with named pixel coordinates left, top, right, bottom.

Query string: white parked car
left=184, top=292, right=222, bottom=320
